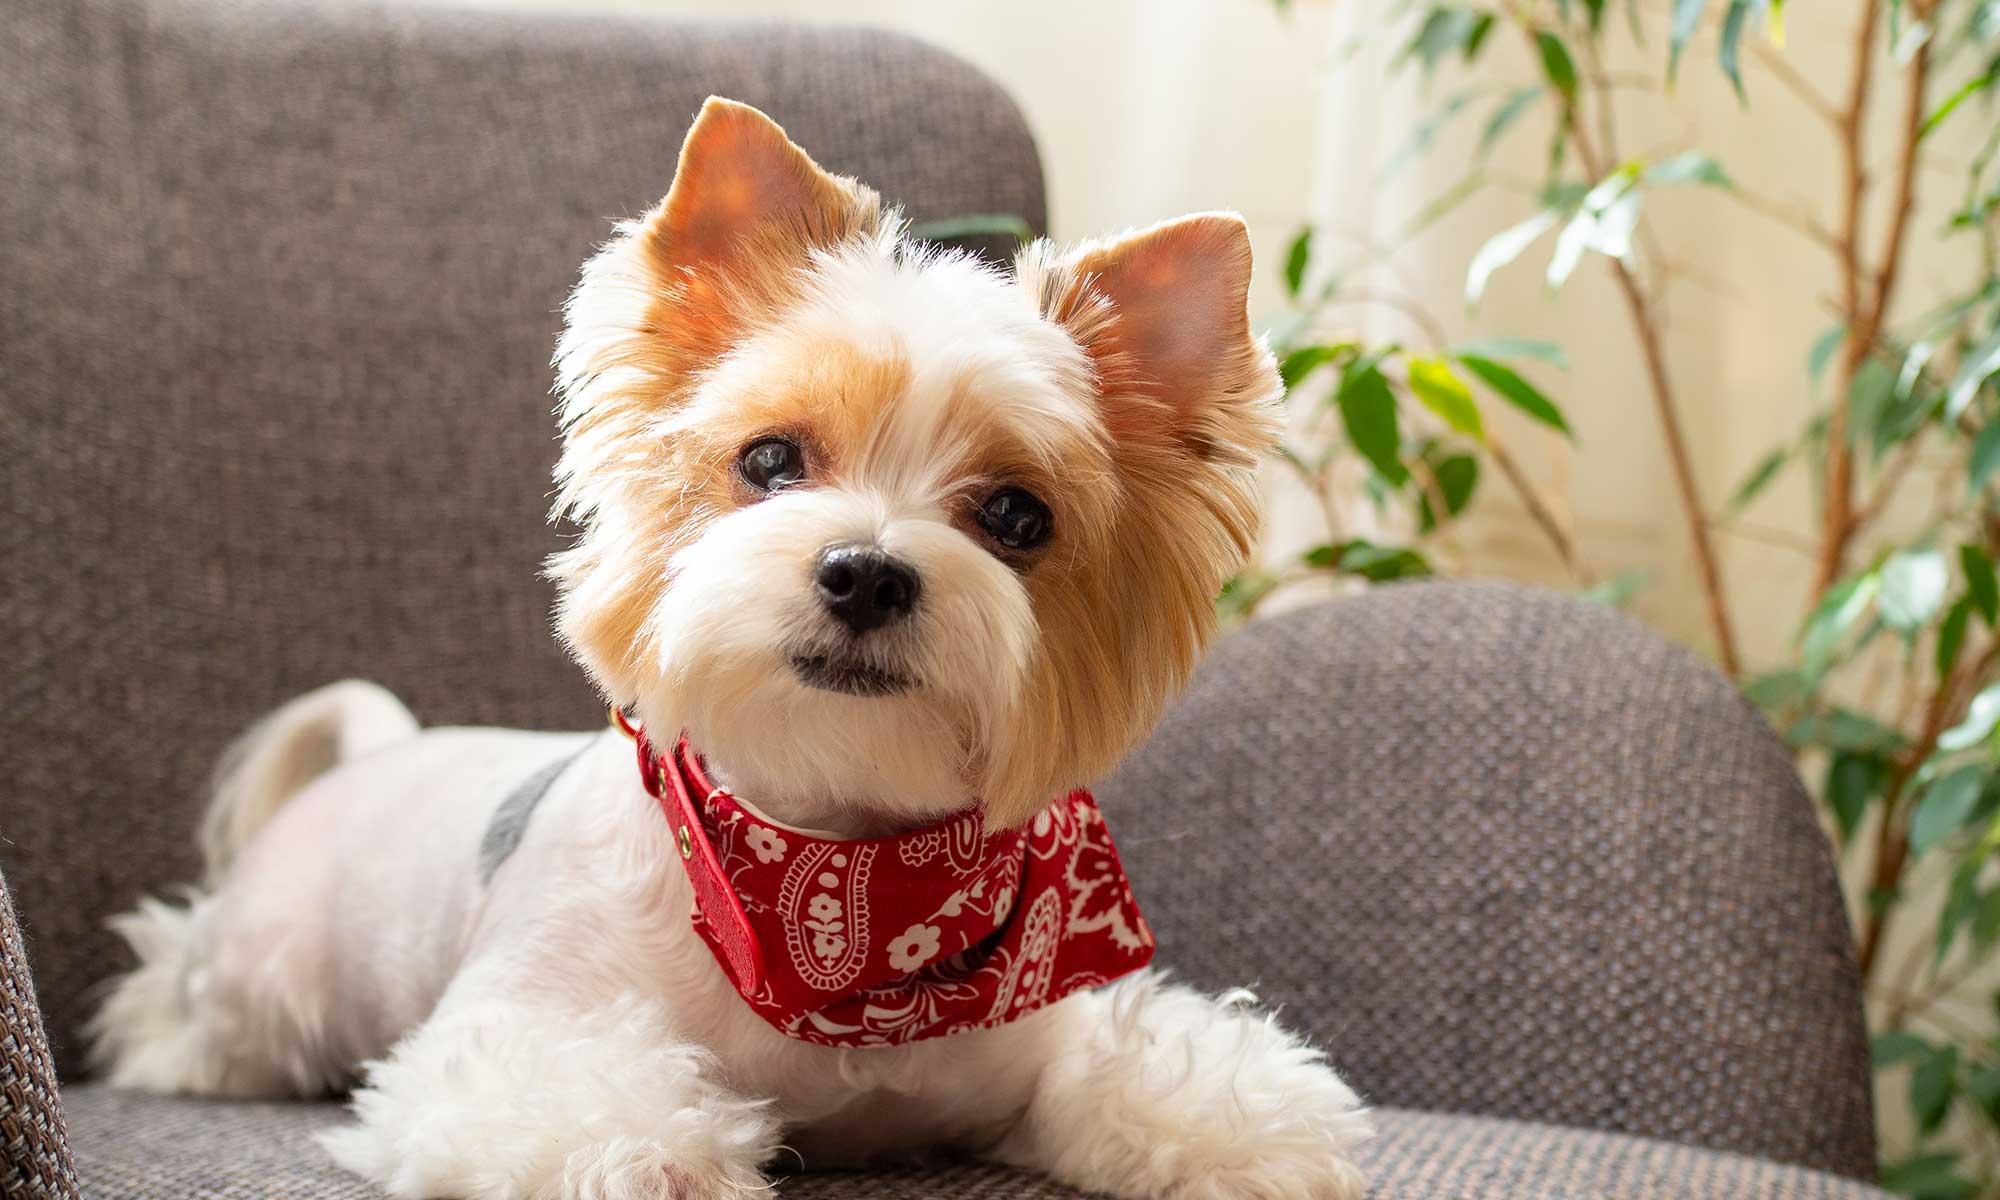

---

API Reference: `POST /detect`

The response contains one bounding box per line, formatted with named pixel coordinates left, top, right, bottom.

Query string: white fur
left=95, top=208, right=1369, bottom=1199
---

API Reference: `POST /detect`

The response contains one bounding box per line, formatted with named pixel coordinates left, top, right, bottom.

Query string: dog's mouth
left=790, top=654, right=913, bottom=697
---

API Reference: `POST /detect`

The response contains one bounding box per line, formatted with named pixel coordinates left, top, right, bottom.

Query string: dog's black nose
left=814, top=544, right=918, bottom=635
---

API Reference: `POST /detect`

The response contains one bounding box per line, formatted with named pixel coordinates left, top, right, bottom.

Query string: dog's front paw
left=320, top=993, right=778, bottom=1200
left=997, top=973, right=1372, bottom=1200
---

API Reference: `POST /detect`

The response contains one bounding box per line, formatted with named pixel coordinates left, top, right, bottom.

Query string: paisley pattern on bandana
left=637, top=734, right=1155, bottom=1049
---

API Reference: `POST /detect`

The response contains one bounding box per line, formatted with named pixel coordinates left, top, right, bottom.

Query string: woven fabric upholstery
left=1094, top=581, right=1875, bottom=1180
left=60, top=1084, right=1891, bottom=1199
left=0, top=876, right=78, bottom=1200
left=1, top=0, right=1044, bottom=1075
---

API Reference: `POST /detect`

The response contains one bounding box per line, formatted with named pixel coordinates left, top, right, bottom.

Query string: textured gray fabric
left=60, top=1084, right=1891, bottom=1199
left=0, top=875, right=77, bottom=1200
left=1094, top=581, right=1875, bottom=1180
left=2, top=0, right=1045, bottom=1074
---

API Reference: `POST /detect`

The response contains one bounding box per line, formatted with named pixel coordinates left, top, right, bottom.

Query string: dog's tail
left=92, top=680, right=417, bottom=1094
left=198, top=679, right=418, bottom=884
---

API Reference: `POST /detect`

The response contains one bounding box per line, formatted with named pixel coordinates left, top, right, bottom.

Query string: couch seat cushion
left=62, top=1083, right=1888, bottom=1199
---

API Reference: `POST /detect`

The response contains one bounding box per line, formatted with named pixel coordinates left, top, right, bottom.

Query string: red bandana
left=628, top=729, right=1154, bottom=1048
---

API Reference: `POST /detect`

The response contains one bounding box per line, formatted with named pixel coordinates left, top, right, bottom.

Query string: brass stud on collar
left=678, top=824, right=695, bottom=860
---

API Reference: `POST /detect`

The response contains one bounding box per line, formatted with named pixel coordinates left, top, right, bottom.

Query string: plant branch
left=1487, top=429, right=1593, bottom=584
left=1725, top=187, right=1845, bottom=256
left=1524, top=20, right=1742, bottom=673
left=1812, top=0, right=1885, bottom=606
left=1607, top=260, right=1744, bottom=674
left=1749, top=40, right=1844, bottom=128
left=1857, top=638, right=2000, bottom=981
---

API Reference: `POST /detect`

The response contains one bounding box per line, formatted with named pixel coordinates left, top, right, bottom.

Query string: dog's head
left=551, top=98, right=1279, bottom=832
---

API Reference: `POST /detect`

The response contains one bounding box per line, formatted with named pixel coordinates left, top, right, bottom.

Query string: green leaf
left=1939, top=685, right=2000, bottom=752
left=1457, top=355, right=1574, bottom=437
left=1547, top=166, right=1643, bottom=287
left=1881, top=1152, right=1977, bottom=1200
left=1283, top=228, right=1312, bottom=298
left=1975, top=886, right=2000, bottom=951
left=1335, top=364, right=1408, bottom=486
left=1879, top=548, right=1950, bottom=634
left=1334, top=539, right=1435, bottom=581
left=1581, top=567, right=1650, bottom=608
left=1404, top=7, right=1488, bottom=71
left=1725, top=446, right=1788, bottom=513
left=1826, top=752, right=1885, bottom=843
left=1912, top=1045, right=1962, bottom=1133
left=1742, top=669, right=1806, bottom=709
left=1801, top=571, right=1880, bottom=681
left=1939, top=598, right=1972, bottom=678
left=1449, top=337, right=1569, bottom=368
left=1922, top=64, right=1998, bottom=139
left=1669, top=0, right=1708, bottom=81
left=1280, top=343, right=1354, bottom=390
left=1479, top=86, right=1545, bottom=157
left=1463, top=13, right=1496, bottom=61
left=1466, top=211, right=1559, bottom=306
left=1400, top=170, right=1490, bottom=240
left=1216, top=570, right=1280, bottom=621
left=1534, top=33, right=1579, bottom=101
left=1847, top=358, right=1897, bottom=448
left=1808, top=325, right=1847, bottom=391
left=1969, top=422, right=2000, bottom=496
left=1940, top=861, right=1982, bottom=965
left=1407, top=357, right=1485, bottom=439
left=907, top=213, right=1035, bottom=247
left=1964, top=545, right=1999, bottom=625
left=1947, top=327, right=2000, bottom=422
left=1417, top=452, right=1480, bottom=532
left=1912, top=766, right=1987, bottom=854
left=1384, top=91, right=1485, bottom=180
left=1874, top=1030, right=1935, bottom=1067
left=1644, top=152, right=1736, bottom=189
left=1718, top=0, right=1752, bottom=100
left=1788, top=709, right=1906, bottom=753
left=1969, top=1063, right=2000, bottom=1124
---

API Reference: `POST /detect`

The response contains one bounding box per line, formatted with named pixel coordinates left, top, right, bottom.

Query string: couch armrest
left=1098, top=580, right=1875, bottom=1180
left=1, top=870, right=78, bottom=1200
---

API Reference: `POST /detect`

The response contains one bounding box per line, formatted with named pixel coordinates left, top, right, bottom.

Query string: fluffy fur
left=93, top=97, right=1371, bottom=1199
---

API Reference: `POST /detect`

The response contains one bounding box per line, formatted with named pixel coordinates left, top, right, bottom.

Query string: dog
left=92, top=97, right=1371, bottom=1200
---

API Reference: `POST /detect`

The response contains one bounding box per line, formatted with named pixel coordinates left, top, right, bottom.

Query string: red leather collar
left=625, top=725, right=1155, bottom=1048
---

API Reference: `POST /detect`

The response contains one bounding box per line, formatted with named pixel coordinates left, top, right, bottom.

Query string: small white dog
left=93, top=98, right=1371, bottom=1200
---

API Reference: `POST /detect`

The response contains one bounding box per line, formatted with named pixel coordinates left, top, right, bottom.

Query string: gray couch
left=2, top=0, right=1886, bottom=1196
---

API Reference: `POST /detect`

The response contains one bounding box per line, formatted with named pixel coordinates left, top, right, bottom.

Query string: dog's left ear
left=644, top=97, right=873, bottom=279
left=1045, top=214, right=1278, bottom=465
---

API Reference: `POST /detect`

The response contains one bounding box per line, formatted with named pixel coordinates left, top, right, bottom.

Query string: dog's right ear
left=641, top=97, right=871, bottom=281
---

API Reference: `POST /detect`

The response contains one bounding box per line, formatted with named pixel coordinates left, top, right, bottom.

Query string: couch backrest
left=2, top=0, right=1044, bottom=1073
left=1095, top=581, right=1875, bottom=1179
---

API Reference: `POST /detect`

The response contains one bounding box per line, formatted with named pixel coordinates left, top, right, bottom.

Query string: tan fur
left=551, top=98, right=1279, bottom=831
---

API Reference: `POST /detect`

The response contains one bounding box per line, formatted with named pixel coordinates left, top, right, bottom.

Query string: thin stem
left=1748, top=40, right=1844, bottom=128
left=1813, top=0, right=1885, bottom=606
left=1487, top=430, right=1594, bottom=584
left=1726, top=187, right=1845, bottom=256
left=1608, top=259, right=1744, bottom=674
left=1516, top=17, right=1742, bottom=672
left=1710, top=517, right=1819, bottom=555
left=1858, top=639, right=2000, bottom=980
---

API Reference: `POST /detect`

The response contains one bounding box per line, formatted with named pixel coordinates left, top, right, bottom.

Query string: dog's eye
left=739, top=438, right=805, bottom=492
left=977, top=487, right=1052, bottom=550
